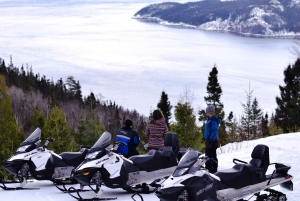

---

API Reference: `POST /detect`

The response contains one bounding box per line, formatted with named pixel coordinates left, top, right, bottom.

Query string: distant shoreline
left=132, top=16, right=300, bottom=39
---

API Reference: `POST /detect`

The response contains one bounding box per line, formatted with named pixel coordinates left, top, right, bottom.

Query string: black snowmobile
left=155, top=144, right=293, bottom=201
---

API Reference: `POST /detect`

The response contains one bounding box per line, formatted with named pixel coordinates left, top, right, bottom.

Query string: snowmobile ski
left=0, top=181, right=39, bottom=190
left=54, top=182, right=90, bottom=193
left=131, top=193, right=144, bottom=201
left=67, top=187, right=117, bottom=201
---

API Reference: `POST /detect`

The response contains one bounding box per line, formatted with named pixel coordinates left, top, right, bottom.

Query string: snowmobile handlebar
left=116, top=141, right=127, bottom=146
left=233, top=158, right=248, bottom=165
left=42, top=137, right=55, bottom=148
left=113, top=141, right=127, bottom=150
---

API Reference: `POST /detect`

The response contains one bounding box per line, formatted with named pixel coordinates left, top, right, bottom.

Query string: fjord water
left=0, top=0, right=296, bottom=118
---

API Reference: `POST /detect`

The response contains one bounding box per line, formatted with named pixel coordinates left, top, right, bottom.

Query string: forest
left=1, top=55, right=300, bottom=178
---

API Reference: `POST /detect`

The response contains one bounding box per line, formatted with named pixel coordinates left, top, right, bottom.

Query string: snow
left=2, top=133, right=300, bottom=201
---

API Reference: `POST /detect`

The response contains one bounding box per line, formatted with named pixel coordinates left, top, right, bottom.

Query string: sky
left=1, top=132, right=299, bottom=201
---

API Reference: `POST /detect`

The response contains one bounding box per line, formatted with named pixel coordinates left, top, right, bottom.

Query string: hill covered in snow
left=133, top=0, right=300, bottom=37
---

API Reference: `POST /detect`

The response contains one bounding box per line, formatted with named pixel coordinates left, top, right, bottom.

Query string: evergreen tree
left=275, top=59, right=300, bottom=132
left=157, top=91, right=172, bottom=128
left=268, top=114, right=284, bottom=135
left=225, top=111, right=238, bottom=143
left=241, top=85, right=253, bottom=140
left=107, top=107, right=121, bottom=143
left=85, top=92, right=99, bottom=110
left=0, top=75, right=20, bottom=164
left=199, top=65, right=227, bottom=146
left=74, top=116, right=87, bottom=148
left=43, top=106, right=71, bottom=153
left=85, top=111, right=105, bottom=146
left=31, top=108, right=45, bottom=129
left=260, top=113, right=269, bottom=137
left=173, top=101, right=199, bottom=148
left=204, top=65, right=223, bottom=107
left=241, top=85, right=263, bottom=139
left=65, top=76, right=82, bottom=103
left=137, top=119, right=147, bottom=154
left=251, top=97, right=263, bottom=137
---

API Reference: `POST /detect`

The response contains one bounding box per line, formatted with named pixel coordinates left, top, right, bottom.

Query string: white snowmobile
left=1, top=128, right=89, bottom=190
left=68, top=131, right=180, bottom=201
left=155, top=144, right=293, bottom=201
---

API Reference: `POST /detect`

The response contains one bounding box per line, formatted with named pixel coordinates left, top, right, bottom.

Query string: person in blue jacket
left=116, top=119, right=139, bottom=158
left=204, top=105, right=222, bottom=173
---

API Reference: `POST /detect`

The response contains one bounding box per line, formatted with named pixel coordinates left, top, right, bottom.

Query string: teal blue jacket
left=204, top=115, right=222, bottom=141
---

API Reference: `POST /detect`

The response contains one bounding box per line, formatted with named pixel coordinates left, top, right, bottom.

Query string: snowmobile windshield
left=20, top=128, right=42, bottom=146
left=89, top=131, right=112, bottom=153
left=17, top=128, right=42, bottom=153
left=173, top=150, right=199, bottom=177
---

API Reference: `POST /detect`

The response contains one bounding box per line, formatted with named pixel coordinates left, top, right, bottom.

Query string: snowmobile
left=68, top=131, right=180, bottom=201
left=1, top=127, right=89, bottom=190
left=155, top=144, right=293, bottom=201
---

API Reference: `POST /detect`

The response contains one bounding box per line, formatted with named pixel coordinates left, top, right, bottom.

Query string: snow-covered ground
left=1, top=133, right=300, bottom=201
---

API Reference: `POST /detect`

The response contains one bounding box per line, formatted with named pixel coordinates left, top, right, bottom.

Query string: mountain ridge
left=133, top=0, right=300, bottom=37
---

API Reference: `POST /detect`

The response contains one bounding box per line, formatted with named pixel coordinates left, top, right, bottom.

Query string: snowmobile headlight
left=83, top=172, right=90, bottom=176
left=85, top=151, right=101, bottom=159
left=17, top=145, right=30, bottom=153
left=176, top=168, right=189, bottom=176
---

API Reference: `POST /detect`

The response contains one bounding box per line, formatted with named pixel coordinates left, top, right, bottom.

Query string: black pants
left=205, top=140, right=218, bottom=173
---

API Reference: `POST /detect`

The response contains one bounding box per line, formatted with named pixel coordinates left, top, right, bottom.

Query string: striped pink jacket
left=146, top=118, right=168, bottom=150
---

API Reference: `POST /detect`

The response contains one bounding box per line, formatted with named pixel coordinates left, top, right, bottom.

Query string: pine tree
left=0, top=75, right=20, bottom=164
left=241, top=86, right=253, bottom=140
left=85, top=111, right=105, bottom=146
left=260, top=113, right=269, bottom=137
left=204, top=65, right=223, bottom=107
left=226, top=111, right=238, bottom=143
left=268, top=114, right=283, bottom=135
left=251, top=97, right=263, bottom=137
left=199, top=65, right=227, bottom=146
left=85, top=92, right=99, bottom=110
left=31, top=108, right=45, bottom=129
left=275, top=59, right=300, bottom=132
left=173, top=101, right=200, bottom=148
left=157, top=91, right=172, bottom=128
left=107, top=107, right=121, bottom=143
left=43, top=106, right=71, bottom=153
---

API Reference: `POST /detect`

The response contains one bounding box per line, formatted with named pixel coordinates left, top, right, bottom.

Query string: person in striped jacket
left=146, top=109, right=168, bottom=151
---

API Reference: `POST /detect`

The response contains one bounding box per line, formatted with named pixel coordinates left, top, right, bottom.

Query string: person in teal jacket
left=204, top=105, right=222, bottom=173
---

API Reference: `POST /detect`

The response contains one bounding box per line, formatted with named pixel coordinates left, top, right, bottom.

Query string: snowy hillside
left=133, top=0, right=300, bottom=37
left=1, top=133, right=300, bottom=201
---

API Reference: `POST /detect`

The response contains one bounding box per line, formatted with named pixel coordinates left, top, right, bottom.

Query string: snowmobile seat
left=215, top=163, right=252, bottom=189
left=163, top=133, right=179, bottom=162
left=164, top=133, right=180, bottom=154
left=215, top=144, right=270, bottom=189
left=246, top=144, right=269, bottom=172
left=129, top=150, right=163, bottom=172
left=245, top=144, right=269, bottom=184
left=59, top=148, right=89, bottom=167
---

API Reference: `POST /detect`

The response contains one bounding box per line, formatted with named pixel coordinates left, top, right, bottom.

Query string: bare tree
left=179, top=85, right=195, bottom=104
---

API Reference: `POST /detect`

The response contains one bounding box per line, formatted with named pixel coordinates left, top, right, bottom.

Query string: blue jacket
left=116, top=127, right=139, bottom=158
left=204, top=115, right=222, bottom=141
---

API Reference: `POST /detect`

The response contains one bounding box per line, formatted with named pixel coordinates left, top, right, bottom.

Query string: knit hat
left=206, top=105, right=215, bottom=114
left=125, top=119, right=133, bottom=128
